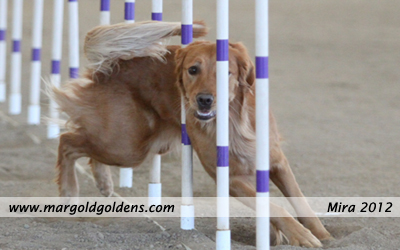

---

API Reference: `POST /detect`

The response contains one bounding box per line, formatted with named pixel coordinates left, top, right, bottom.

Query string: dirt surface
left=1, top=0, right=400, bottom=249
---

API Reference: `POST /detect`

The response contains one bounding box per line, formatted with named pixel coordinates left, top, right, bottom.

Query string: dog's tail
left=84, top=20, right=208, bottom=74
left=45, top=76, right=95, bottom=131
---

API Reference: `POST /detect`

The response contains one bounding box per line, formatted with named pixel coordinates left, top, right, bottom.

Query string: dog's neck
left=228, top=91, right=256, bottom=159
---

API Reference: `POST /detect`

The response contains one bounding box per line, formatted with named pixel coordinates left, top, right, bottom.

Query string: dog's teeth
left=197, top=111, right=212, bottom=116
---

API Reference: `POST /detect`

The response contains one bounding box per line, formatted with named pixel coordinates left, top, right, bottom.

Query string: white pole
left=151, top=0, right=162, bottom=21
left=68, top=0, right=79, bottom=79
left=8, top=0, right=23, bottom=115
left=119, top=0, right=136, bottom=188
left=119, top=168, right=133, bottom=188
left=147, top=0, right=163, bottom=205
left=180, top=0, right=195, bottom=230
left=27, top=0, right=44, bottom=124
left=124, top=0, right=135, bottom=23
left=99, top=0, right=110, bottom=25
left=47, top=0, right=64, bottom=139
left=216, top=0, right=230, bottom=249
left=148, top=154, right=162, bottom=206
left=0, top=0, right=7, bottom=103
left=255, top=0, right=270, bottom=249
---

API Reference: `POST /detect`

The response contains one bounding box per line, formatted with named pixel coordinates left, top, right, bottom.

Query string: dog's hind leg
left=89, top=159, right=114, bottom=197
left=56, top=132, right=87, bottom=197
left=269, top=147, right=332, bottom=241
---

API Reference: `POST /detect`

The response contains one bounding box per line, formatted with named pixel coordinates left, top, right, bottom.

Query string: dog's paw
left=299, top=217, right=333, bottom=241
left=312, top=228, right=333, bottom=242
left=96, top=180, right=114, bottom=197
left=59, top=186, right=79, bottom=198
left=288, top=228, right=322, bottom=248
left=99, top=186, right=113, bottom=197
left=280, top=220, right=322, bottom=248
left=59, top=196, right=80, bottom=206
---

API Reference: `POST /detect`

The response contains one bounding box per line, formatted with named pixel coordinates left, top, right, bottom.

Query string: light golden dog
left=50, top=21, right=331, bottom=247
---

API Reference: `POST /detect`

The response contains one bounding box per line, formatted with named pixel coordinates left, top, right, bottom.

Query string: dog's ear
left=230, top=42, right=255, bottom=89
left=174, top=47, right=188, bottom=95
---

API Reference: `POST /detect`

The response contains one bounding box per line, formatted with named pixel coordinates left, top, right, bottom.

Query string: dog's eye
left=229, top=71, right=232, bottom=76
left=188, top=66, right=198, bottom=75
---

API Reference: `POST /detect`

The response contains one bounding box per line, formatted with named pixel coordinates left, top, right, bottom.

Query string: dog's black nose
left=196, top=94, right=214, bottom=109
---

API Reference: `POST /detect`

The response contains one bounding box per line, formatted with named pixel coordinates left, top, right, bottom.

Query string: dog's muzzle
left=195, top=94, right=216, bottom=120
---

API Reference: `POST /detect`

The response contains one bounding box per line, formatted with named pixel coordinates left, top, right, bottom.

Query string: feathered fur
left=84, top=20, right=208, bottom=74
left=45, top=76, right=95, bottom=131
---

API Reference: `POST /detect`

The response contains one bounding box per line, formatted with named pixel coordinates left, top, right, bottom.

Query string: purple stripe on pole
left=12, top=40, right=21, bottom=52
left=0, top=30, right=5, bottom=41
left=125, top=2, right=135, bottom=20
left=256, top=170, right=269, bottom=192
left=181, top=25, right=193, bottom=45
left=70, top=67, right=79, bottom=79
left=100, top=0, right=110, bottom=11
left=151, top=13, right=162, bottom=21
left=181, top=124, right=191, bottom=145
left=32, top=48, right=41, bottom=61
left=216, top=39, right=229, bottom=61
left=51, top=60, right=60, bottom=74
left=68, top=0, right=77, bottom=2
left=217, top=146, right=229, bottom=167
left=256, top=56, right=269, bottom=79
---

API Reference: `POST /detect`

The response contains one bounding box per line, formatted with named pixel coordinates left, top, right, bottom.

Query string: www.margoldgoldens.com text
left=9, top=201, right=174, bottom=216
left=2, top=197, right=400, bottom=217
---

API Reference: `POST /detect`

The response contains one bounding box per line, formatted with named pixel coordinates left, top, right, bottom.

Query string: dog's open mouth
left=195, top=110, right=216, bottom=120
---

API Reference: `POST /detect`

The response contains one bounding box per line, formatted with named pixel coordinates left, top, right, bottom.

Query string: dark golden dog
left=50, top=21, right=330, bottom=247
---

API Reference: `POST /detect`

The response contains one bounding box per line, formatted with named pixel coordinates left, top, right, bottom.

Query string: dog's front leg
left=269, top=151, right=332, bottom=241
left=229, top=175, right=322, bottom=247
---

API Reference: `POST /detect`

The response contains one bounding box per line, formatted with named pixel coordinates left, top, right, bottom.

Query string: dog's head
left=175, top=41, right=255, bottom=123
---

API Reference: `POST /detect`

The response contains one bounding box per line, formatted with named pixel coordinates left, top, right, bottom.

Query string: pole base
left=216, top=230, right=231, bottom=250
left=180, top=204, right=195, bottom=230
left=119, top=168, right=133, bottom=188
left=47, top=123, right=60, bottom=139
left=28, top=104, right=41, bottom=125
left=148, top=183, right=162, bottom=206
left=8, top=93, right=21, bottom=115
left=0, top=82, right=5, bottom=102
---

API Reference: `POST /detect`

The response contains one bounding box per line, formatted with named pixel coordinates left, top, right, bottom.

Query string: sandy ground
left=1, top=0, right=400, bottom=249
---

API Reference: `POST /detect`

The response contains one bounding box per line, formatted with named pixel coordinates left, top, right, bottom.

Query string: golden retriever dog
left=50, top=21, right=331, bottom=247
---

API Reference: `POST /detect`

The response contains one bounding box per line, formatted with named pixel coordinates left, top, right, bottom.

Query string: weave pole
left=119, top=0, right=135, bottom=188
left=256, top=0, right=270, bottom=249
left=27, top=0, right=44, bottom=124
left=124, top=0, right=135, bottom=23
left=151, top=0, right=162, bottom=21
left=0, top=0, right=7, bottom=103
left=8, top=0, right=23, bottom=115
left=47, top=0, right=64, bottom=138
left=68, top=0, right=79, bottom=79
left=100, top=0, right=110, bottom=25
left=148, top=154, right=161, bottom=205
left=180, top=0, right=195, bottom=230
left=216, top=0, right=231, bottom=249
left=147, top=0, right=163, bottom=206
